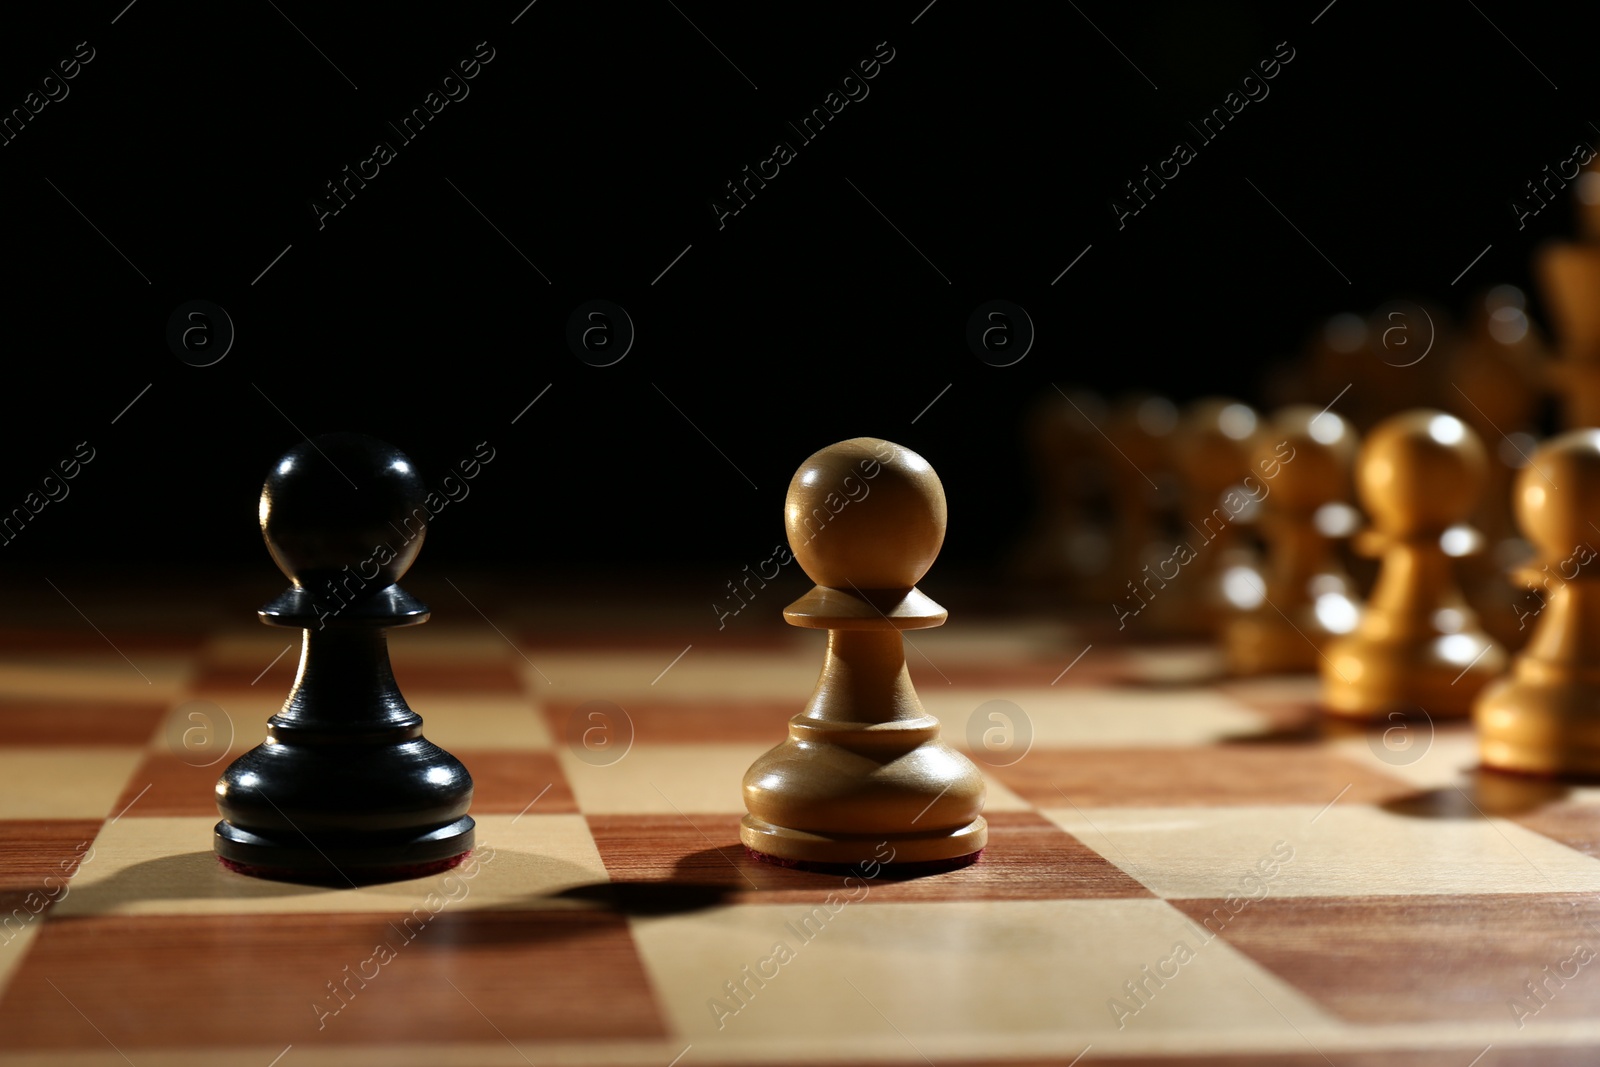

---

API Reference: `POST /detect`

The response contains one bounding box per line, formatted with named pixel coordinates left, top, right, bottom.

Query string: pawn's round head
left=1356, top=410, right=1486, bottom=536
left=1516, top=429, right=1600, bottom=559
left=1174, top=397, right=1260, bottom=495
left=260, top=433, right=428, bottom=590
left=785, top=438, right=946, bottom=590
left=1256, top=405, right=1357, bottom=512
left=1106, top=394, right=1179, bottom=469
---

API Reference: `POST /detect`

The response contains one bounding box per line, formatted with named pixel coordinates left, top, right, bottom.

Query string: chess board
left=3, top=576, right=1600, bottom=1067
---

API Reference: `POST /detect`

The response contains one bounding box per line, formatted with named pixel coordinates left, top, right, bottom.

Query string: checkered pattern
left=2, top=588, right=1600, bottom=1066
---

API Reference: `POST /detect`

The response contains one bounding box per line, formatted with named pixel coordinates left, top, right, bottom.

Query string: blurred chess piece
left=1224, top=406, right=1361, bottom=675
left=1307, top=304, right=1449, bottom=432
left=1322, top=411, right=1506, bottom=718
left=1535, top=159, right=1600, bottom=428
left=1261, top=349, right=1313, bottom=412
left=1168, top=398, right=1263, bottom=634
left=1476, top=430, right=1600, bottom=776
left=1446, top=285, right=1549, bottom=649
left=1307, top=313, right=1371, bottom=424
left=1103, top=394, right=1185, bottom=634
left=1012, top=389, right=1117, bottom=603
left=1363, top=298, right=1452, bottom=425
left=1303, top=314, right=1380, bottom=594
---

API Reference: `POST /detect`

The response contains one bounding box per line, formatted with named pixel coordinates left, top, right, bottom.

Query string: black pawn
left=214, top=433, right=474, bottom=884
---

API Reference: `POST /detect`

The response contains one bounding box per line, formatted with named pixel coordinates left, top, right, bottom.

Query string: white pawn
left=741, top=438, right=986, bottom=867
left=1322, top=410, right=1506, bottom=717
left=1224, top=406, right=1360, bottom=675
left=1476, top=430, right=1600, bottom=776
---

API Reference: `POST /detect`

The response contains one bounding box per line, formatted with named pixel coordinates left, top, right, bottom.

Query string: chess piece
left=1322, top=411, right=1506, bottom=718
left=1448, top=285, right=1548, bottom=649
left=1476, top=430, right=1600, bottom=776
left=1012, top=389, right=1117, bottom=603
left=1307, top=314, right=1372, bottom=424
left=1168, top=398, right=1262, bottom=633
left=1363, top=298, right=1451, bottom=426
left=215, top=433, right=474, bottom=883
left=1224, top=406, right=1361, bottom=675
left=1449, top=287, right=1546, bottom=536
left=741, top=438, right=986, bottom=866
left=1103, top=394, right=1184, bottom=633
left=1536, top=159, right=1600, bottom=428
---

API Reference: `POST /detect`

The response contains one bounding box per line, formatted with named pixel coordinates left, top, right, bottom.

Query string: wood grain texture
left=1170, top=893, right=1600, bottom=1024
left=993, top=744, right=1415, bottom=807
left=0, top=820, right=100, bottom=888
left=541, top=697, right=801, bottom=745
left=1515, top=800, right=1600, bottom=860
left=0, top=598, right=1595, bottom=1061
left=0, top=696, right=167, bottom=745
left=0, top=911, right=666, bottom=1048
left=587, top=811, right=1152, bottom=904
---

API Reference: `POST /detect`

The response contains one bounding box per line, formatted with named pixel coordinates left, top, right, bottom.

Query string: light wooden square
left=0, top=749, right=143, bottom=819
left=1043, top=804, right=1600, bottom=897
left=630, top=898, right=1336, bottom=1046
left=558, top=744, right=766, bottom=815
left=921, top=686, right=1265, bottom=747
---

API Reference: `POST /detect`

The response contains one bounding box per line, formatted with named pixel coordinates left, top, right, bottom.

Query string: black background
left=1, top=0, right=1595, bottom=583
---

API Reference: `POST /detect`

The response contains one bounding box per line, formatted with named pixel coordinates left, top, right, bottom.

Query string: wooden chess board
left=3, top=577, right=1599, bottom=1066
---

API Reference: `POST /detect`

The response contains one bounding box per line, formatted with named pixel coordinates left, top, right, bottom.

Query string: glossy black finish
left=215, top=433, right=474, bottom=883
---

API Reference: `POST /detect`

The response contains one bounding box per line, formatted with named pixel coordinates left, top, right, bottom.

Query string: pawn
left=741, top=438, right=986, bottom=867
left=1168, top=398, right=1263, bottom=634
left=1449, top=286, right=1546, bottom=548
left=1476, top=430, right=1600, bottom=776
left=214, top=433, right=474, bottom=883
left=1448, top=286, right=1549, bottom=649
left=1103, top=395, right=1184, bottom=632
left=1536, top=158, right=1600, bottom=428
left=1224, top=406, right=1361, bottom=675
left=1322, top=411, right=1506, bottom=717
left=1306, top=314, right=1371, bottom=423
left=1011, top=389, right=1117, bottom=603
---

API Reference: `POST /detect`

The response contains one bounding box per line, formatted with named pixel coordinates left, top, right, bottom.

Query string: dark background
left=0, top=0, right=1594, bottom=585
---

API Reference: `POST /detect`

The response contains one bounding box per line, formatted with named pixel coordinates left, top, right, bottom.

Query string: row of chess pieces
left=1019, top=156, right=1600, bottom=643
left=1014, top=273, right=1600, bottom=779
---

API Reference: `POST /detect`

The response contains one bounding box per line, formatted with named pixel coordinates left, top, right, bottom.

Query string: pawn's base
left=1476, top=672, right=1600, bottom=779
left=743, top=845, right=982, bottom=875
left=1323, top=631, right=1506, bottom=719
left=214, top=816, right=475, bottom=886
left=739, top=814, right=986, bottom=866
left=1225, top=611, right=1331, bottom=676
